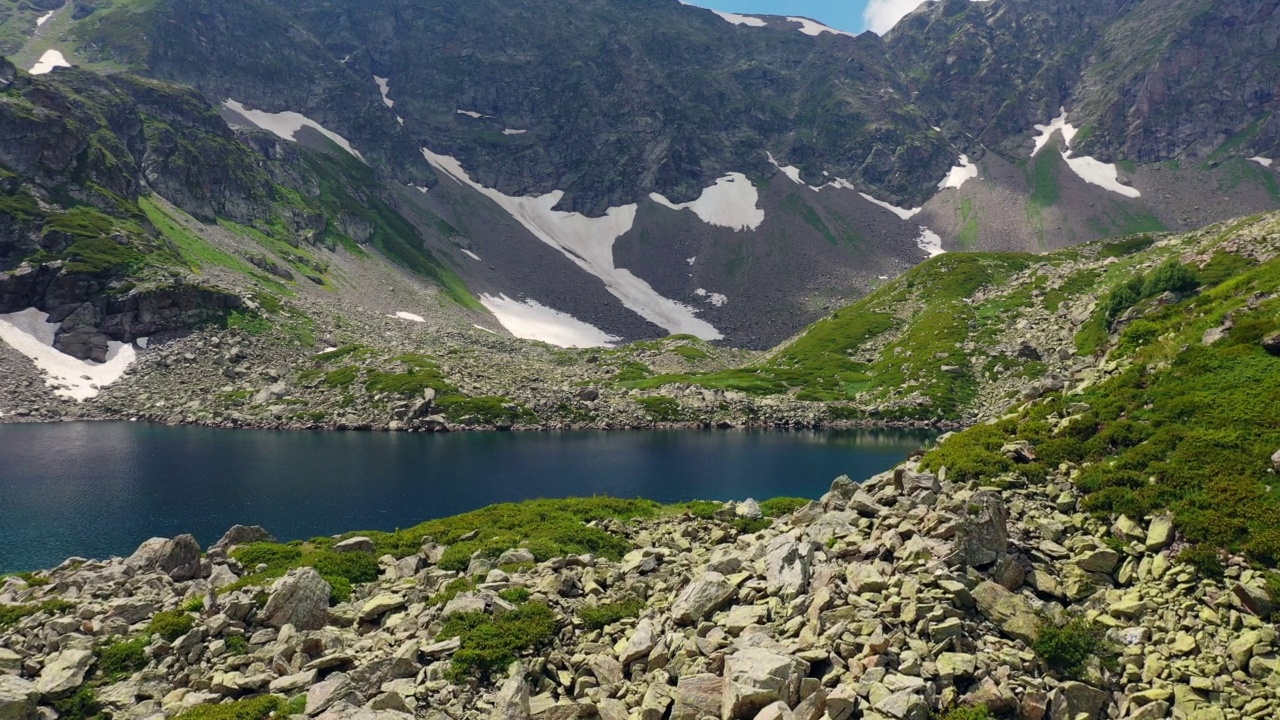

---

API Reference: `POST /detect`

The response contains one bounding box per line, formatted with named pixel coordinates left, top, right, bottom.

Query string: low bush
left=224, top=634, right=249, bottom=655
left=1177, top=544, right=1225, bottom=580
left=579, top=597, right=643, bottom=630
left=498, top=587, right=531, bottom=604
left=0, top=599, right=75, bottom=628
left=170, top=695, right=284, bottom=720
left=51, top=686, right=106, bottom=720
left=149, top=610, right=195, bottom=642
left=936, top=705, right=993, bottom=720
left=96, top=636, right=148, bottom=680
left=759, top=497, right=810, bottom=517
left=440, top=602, right=558, bottom=681
left=637, top=396, right=682, bottom=422
left=1033, top=619, right=1113, bottom=679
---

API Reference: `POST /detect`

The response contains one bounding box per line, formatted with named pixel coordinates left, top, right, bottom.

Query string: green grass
left=226, top=542, right=377, bottom=603
left=579, top=597, right=644, bottom=630
left=956, top=197, right=979, bottom=250
left=148, top=610, right=195, bottom=642
left=637, top=396, right=682, bottom=422
left=170, top=696, right=285, bottom=720
left=96, top=636, right=149, bottom=681
left=674, top=345, right=710, bottom=361
left=439, top=602, right=558, bottom=681
left=1033, top=619, right=1114, bottom=679
left=0, top=599, right=75, bottom=629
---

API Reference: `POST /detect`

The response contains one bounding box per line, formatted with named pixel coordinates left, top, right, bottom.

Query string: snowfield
left=392, top=312, right=425, bottom=323
left=503, top=129, right=528, bottom=135
left=456, top=110, right=488, bottom=119
left=29, top=49, right=69, bottom=75
left=859, top=193, right=921, bottom=220
left=916, top=228, right=945, bottom=258
left=679, top=1, right=766, bottom=27
left=479, top=294, right=621, bottom=348
left=939, top=155, right=978, bottom=190
left=36, top=11, right=54, bottom=27
left=767, top=152, right=804, bottom=185
left=694, top=289, right=728, bottom=307
left=424, top=148, right=723, bottom=341
left=1031, top=109, right=1140, bottom=199
left=1251, top=157, right=1274, bottom=168
left=460, top=249, right=482, bottom=261
left=0, top=309, right=139, bottom=401
left=649, top=173, right=765, bottom=232
left=223, top=100, right=365, bottom=161
left=374, top=76, right=394, bottom=108
left=787, top=17, right=857, bottom=38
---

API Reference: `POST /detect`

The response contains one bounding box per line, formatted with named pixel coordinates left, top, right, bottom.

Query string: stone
left=935, top=653, right=976, bottom=679
left=737, top=499, right=763, bottom=519
left=126, top=535, right=204, bottom=581
left=825, top=686, right=857, bottom=720
left=492, top=674, right=531, bottom=720
left=210, top=525, right=276, bottom=552
left=1144, top=516, right=1174, bottom=552
left=0, top=675, right=37, bottom=720
left=306, top=673, right=359, bottom=716
left=872, top=691, right=928, bottom=720
left=1227, top=630, right=1262, bottom=669
left=847, top=563, right=888, bottom=593
left=949, top=491, right=1008, bottom=568
left=722, top=648, right=809, bottom=720
left=497, top=548, right=536, bottom=565
left=1111, top=515, right=1144, bottom=541
left=1262, top=333, right=1280, bottom=357
left=619, top=618, right=659, bottom=665
left=1075, top=548, right=1120, bottom=575
left=671, top=572, right=736, bottom=625
left=333, top=536, right=375, bottom=553
left=671, top=674, right=721, bottom=720
left=261, top=567, right=331, bottom=631
left=640, top=683, right=672, bottom=720
left=35, top=649, right=94, bottom=697
left=1047, top=682, right=1109, bottom=720
left=752, top=701, right=793, bottom=720
left=587, top=654, right=624, bottom=687
left=1231, top=582, right=1276, bottom=618
left=442, top=592, right=487, bottom=618
left=763, top=536, right=814, bottom=601
left=972, top=581, right=1040, bottom=644
left=358, top=594, right=407, bottom=623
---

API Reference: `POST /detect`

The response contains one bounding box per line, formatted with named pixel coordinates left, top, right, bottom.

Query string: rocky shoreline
left=2, top=449, right=1276, bottom=720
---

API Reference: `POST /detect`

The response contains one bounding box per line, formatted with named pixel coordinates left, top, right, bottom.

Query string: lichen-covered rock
left=126, top=534, right=204, bottom=581
left=260, top=567, right=331, bottom=630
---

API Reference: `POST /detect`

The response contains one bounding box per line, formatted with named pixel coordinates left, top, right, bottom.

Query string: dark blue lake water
left=0, top=423, right=935, bottom=572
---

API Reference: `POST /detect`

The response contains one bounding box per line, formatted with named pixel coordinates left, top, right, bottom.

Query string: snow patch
left=461, top=249, right=482, bottom=261
left=456, top=110, right=489, bottom=119
left=650, top=174, right=764, bottom=232
left=503, top=129, right=528, bottom=135
left=916, top=227, right=944, bottom=258
left=424, top=148, right=721, bottom=340
left=0, top=309, right=139, bottom=401
left=787, top=16, right=857, bottom=38
left=938, top=154, right=978, bottom=190
left=393, top=312, right=425, bottom=323
left=1031, top=108, right=1139, bottom=198
left=223, top=99, right=364, bottom=162
left=29, top=49, right=69, bottom=75
left=767, top=152, right=803, bottom=185
left=1250, top=157, right=1274, bottom=168
left=373, top=76, right=394, bottom=108
left=694, top=289, right=728, bottom=307
left=472, top=324, right=498, bottom=335
left=686, top=257, right=697, bottom=266
left=711, top=9, right=767, bottom=26
left=36, top=10, right=54, bottom=27
left=859, top=193, right=921, bottom=220
left=480, top=294, right=621, bottom=348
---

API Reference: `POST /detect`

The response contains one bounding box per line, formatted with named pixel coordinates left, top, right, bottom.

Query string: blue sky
left=688, top=0, right=929, bottom=34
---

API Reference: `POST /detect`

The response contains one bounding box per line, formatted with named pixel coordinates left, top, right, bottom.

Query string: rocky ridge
left=2, top=456, right=1278, bottom=720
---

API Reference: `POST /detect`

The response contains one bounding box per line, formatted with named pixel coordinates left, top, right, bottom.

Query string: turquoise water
left=0, top=422, right=934, bottom=572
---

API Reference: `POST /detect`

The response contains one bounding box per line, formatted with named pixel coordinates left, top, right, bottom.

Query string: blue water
left=0, top=422, right=934, bottom=572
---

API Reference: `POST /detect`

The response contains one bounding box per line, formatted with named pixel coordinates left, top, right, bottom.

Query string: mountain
left=0, top=0, right=1278, bottom=358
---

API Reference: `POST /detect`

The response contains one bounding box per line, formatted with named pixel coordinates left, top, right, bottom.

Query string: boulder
left=671, top=572, right=735, bottom=625
left=1075, top=548, right=1120, bottom=575
left=721, top=648, right=809, bottom=720
left=763, top=536, right=813, bottom=601
left=333, top=537, right=375, bottom=553
left=358, top=594, right=407, bottom=624
left=949, top=491, right=1008, bottom=568
left=736, top=499, right=763, bottom=519
left=35, top=649, right=94, bottom=697
left=306, top=673, right=359, bottom=716
left=872, top=690, right=928, bottom=720
left=1144, top=516, right=1174, bottom=552
left=619, top=618, right=659, bottom=665
left=671, top=675, right=721, bottom=720
left=126, top=535, right=204, bottom=581
left=1232, top=582, right=1276, bottom=618
left=1262, top=332, right=1280, bottom=357
left=1048, top=682, right=1110, bottom=720
left=492, top=674, right=531, bottom=720
left=260, top=567, right=331, bottom=631
left=0, top=676, right=37, bottom=720
left=210, top=525, right=276, bottom=553
left=972, top=581, right=1040, bottom=644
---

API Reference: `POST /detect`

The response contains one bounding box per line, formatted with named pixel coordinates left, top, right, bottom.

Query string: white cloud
left=863, top=0, right=929, bottom=34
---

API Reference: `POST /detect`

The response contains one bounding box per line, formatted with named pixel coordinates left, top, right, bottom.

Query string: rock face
left=949, top=491, right=1008, bottom=568
left=260, top=567, right=331, bottom=630
left=210, top=525, right=276, bottom=553
left=125, top=535, right=204, bottom=581
left=0, top=676, right=37, bottom=720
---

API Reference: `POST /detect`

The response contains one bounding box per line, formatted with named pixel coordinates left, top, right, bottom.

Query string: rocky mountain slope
left=1, top=0, right=1278, bottom=348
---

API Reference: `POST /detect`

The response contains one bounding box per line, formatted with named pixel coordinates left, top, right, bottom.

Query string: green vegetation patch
left=0, top=599, right=75, bottom=628
left=170, top=695, right=286, bottom=720
left=1033, top=619, right=1114, bottom=679
left=579, top=597, right=644, bottom=630
left=439, top=602, right=558, bottom=681
left=227, top=543, right=378, bottom=603
left=148, top=610, right=195, bottom=642
left=96, top=635, right=149, bottom=681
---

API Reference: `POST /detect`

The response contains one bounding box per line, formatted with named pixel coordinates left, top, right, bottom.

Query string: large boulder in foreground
left=126, top=534, right=205, bottom=581
left=0, top=675, right=37, bottom=720
left=949, top=491, right=1008, bottom=568
left=261, top=567, right=331, bottom=630
left=972, top=581, right=1040, bottom=644
left=34, top=649, right=94, bottom=698
left=210, top=525, right=276, bottom=553
left=721, top=648, right=809, bottom=720
left=671, top=572, right=735, bottom=625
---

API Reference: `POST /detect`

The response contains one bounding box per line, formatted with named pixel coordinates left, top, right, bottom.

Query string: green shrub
left=759, top=497, right=810, bottom=517
left=1142, top=260, right=1200, bottom=297
left=498, top=587, right=531, bottom=604
left=936, top=705, right=993, bottom=720
left=51, top=687, right=105, bottom=720
left=95, top=636, right=148, bottom=680
left=733, top=517, right=772, bottom=534
left=440, top=602, right=558, bottom=681
left=637, top=397, right=682, bottom=422
left=170, top=695, right=284, bottom=720
left=678, top=500, right=721, bottom=519
left=224, top=634, right=249, bottom=656
left=578, top=597, right=643, bottom=630
left=1177, top=544, right=1225, bottom=580
left=430, top=578, right=477, bottom=606
left=1033, top=619, right=1112, bottom=679
left=0, top=599, right=75, bottom=628
left=309, top=551, right=379, bottom=585
left=920, top=424, right=1014, bottom=482
left=1097, top=235, right=1155, bottom=259
left=181, top=596, right=206, bottom=613
left=148, top=610, right=195, bottom=642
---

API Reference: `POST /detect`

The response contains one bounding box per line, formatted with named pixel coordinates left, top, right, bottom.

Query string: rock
left=752, top=701, right=793, bottom=720
left=763, top=536, right=813, bottom=601
left=619, top=618, right=659, bottom=665
left=949, top=491, right=1008, bottom=568
left=306, top=673, right=358, bottom=716
left=1231, top=582, right=1275, bottom=618
left=358, top=594, right=407, bottom=624
left=1048, top=682, right=1109, bottom=720
left=35, top=649, right=94, bottom=697
left=671, top=675, right=721, bottom=720
left=736, top=499, right=763, bottom=519
left=972, top=581, right=1040, bottom=644
left=587, top=654, right=624, bottom=687
left=1261, top=332, right=1280, bottom=357
left=873, top=691, right=928, bottom=720
left=825, top=686, right=857, bottom=720
left=442, top=592, right=487, bottom=618
left=260, top=567, right=331, bottom=630
left=497, top=548, right=536, bottom=565
left=1075, top=548, right=1120, bottom=574
left=847, top=562, right=888, bottom=593
left=210, top=525, right=276, bottom=552
left=1227, top=630, right=1263, bottom=669
left=721, top=648, right=809, bottom=720
left=333, top=536, right=375, bottom=553
left=0, top=676, right=37, bottom=720
left=936, top=653, right=976, bottom=679
left=126, top=535, right=204, bottom=581
left=1144, top=515, right=1174, bottom=552
left=1272, top=448, right=1280, bottom=472
left=1111, top=515, right=1144, bottom=541
left=492, top=674, right=531, bottom=720
left=671, top=572, right=735, bottom=625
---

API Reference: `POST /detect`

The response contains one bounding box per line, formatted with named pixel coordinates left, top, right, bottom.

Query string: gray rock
left=619, top=618, right=659, bottom=665
left=671, top=572, right=735, bottom=625
left=972, top=581, right=1040, bottom=644
left=358, top=594, right=407, bottom=624
left=306, top=673, right=359, bottom=716
left=1075, top=548, right=1120, bottom=574
left=763, top=536, right=813, bottom=601
left=492, top=674, right=531, bottom=720
left=736, top=499, right=763, bottom=519
left=0, top=675, right=37, bottom=720
left=442, top=592, right=487, bottom=618
left=670, top=674, right=721, bottom=720
left=35, top=649, right=94, bottom=698
left=1232, top=582, right=1275, bottom=618
left=1144, top=515, right=1174, bottom=552
left=722, top=648, right=809, bottom=720
left=333, top=536, right=376, bottom=553
left=949, top=491, right=1008, bottom=568
left=872, top=690, right=928, bottom=720
left=210, top=525, right=276, bottom=552
left=261, top=567, right=331, bottom=631
left=126, top=534, right=204, bottom=581
left=1048, top=681, right=1110, bottom=720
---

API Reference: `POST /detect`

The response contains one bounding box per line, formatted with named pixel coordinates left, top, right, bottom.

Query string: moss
left=674, top=345, right=709, bottom=361
left=224, top=634, right=249, bottom=656
left=50, top=687, right=107, bottom=720
left=0, top=599, right=75, bottom=628
left=637, top=396, right=682, bottom=422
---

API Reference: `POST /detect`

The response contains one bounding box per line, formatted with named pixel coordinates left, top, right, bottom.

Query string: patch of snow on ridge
left=859, top=193, right=921, bottom=220
left=1031, top=108, right=1139, bottom=199
left=460, top=249, right=482, bottom=261
left=767, top=152, right=803, bottom=185
left=223, top=100, right=364, bottom=161
left=393, top=312, right=425, bottom=323
left=0, top=309, right=138, bottom=401
left=423, top=148, right=722, bottom=340
left=1251, top=157, right=1274, bottom=168
left=29, top=49, right=69, bottom=75
left=456, top=110, right=488, bottom=119
left=939, top=155, right=978, bottom=190
left=787, top=17, right=857, bottom=38
left=480, top=294, right=621, bottom=348
left=650, top=174, right=765, bottom=231
left=503, top=129, right=528, bottom=135
left=37, top=11, right=54, bottom=27
left=374, top=76, right=394, bottom=108
left=711, top=9, right=767, bottom=27
left=916, top=228, right=944, bottom=258
left=694, top=289, right=728, bottom=307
